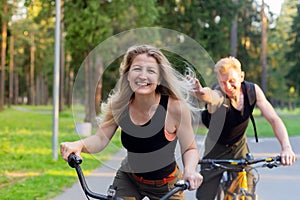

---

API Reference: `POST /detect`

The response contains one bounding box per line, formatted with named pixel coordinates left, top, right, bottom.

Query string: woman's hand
left=60, top=141, right=83, bottom=161
left=183, top=170, right=203, bottom=191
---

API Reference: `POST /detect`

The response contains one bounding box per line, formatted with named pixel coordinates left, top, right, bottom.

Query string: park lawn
left=0, top=106, right=122, bottom=200
left=246, top=108, right=300, bottom=137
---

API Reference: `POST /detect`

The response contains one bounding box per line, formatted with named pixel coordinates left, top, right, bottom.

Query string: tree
left=156, top=0, right=237, bottom=62
left=285, top=1, right=300, bottom=105
left=261, top=0, right=268, bottom=94
left=0, top=1, right=8, bottom=111
left=64, top=0, right=159, bottom=123
left=268, top=0, right=298, bottom=106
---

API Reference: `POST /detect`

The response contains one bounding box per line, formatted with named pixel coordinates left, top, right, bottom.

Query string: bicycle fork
left=225, top=170, right=249, bottom=200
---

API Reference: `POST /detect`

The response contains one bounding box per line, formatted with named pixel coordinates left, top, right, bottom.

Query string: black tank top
left=202, top=81, right=256, bottom=145
left=119, top=95, right=177, bottom=179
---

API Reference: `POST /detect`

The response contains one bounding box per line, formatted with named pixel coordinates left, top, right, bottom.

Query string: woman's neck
left=129, top=93, right=160, bottom=124
left=132, top=93, right=159, bottom=108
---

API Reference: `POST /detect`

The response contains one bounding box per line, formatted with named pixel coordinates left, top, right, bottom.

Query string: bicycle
left=198, top=153, right=281, bottom=200
left=68, top=153, right=190, bottom=200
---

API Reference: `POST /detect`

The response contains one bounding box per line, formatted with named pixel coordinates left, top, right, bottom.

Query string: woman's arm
left=60, top=123, right=117, bottom=161
left=168, top=99, right=203, bottom=190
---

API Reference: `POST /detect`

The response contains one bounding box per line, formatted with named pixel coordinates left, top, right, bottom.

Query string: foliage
left=1, top=0, right=300, bottom=109
left=156, top=0, right=236, bottom=62
left=268, top=0, right=298, bottom=104
left=64, top=0, right=159, bottom=74
left=285, top=2, right=300, bottom=99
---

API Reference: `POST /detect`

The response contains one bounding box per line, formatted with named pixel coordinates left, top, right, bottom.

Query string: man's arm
left=254, top=84, right=296, bottom=165
left=189, top=76, right=224, bottom=113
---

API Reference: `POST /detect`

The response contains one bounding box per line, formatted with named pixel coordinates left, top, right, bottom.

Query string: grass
left=0, top=106, right=299, bottom=200
left=247, top=108, right=300, bottom=137
left=0, top=105, right=121, bottom=200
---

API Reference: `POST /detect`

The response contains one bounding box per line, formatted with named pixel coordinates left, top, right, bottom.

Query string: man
left=190, top=56, right=296, bottom=199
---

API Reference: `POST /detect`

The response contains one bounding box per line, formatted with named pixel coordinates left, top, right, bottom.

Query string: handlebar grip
left=68, top=153, right=82, bottom=168
left=275, top=156, right=281, bottom=162
left=198, top=159, right=212, bottom=164
left=183, top=181, right=190, bottom=190
left=174, top=180, right=190, bottom=190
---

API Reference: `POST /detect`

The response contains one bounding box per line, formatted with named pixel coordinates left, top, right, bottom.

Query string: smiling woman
left=60, top=44, right=203, bottom=200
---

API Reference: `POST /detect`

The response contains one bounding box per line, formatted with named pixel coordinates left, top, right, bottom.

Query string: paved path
left=53, top=136, right=300, bottom=200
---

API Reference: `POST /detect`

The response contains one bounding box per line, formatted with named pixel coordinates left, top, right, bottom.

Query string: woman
left=60, top=44, right=203, bottom=200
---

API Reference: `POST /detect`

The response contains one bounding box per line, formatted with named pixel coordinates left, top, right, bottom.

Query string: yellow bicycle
left=199, top=153, right=281, bottom=200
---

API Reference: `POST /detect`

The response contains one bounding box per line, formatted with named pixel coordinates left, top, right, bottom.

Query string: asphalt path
left=53, top=136, right=300, bottom=200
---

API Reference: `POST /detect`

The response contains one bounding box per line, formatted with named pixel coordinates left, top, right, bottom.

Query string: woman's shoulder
left=167, top=97, right=189, bottom=114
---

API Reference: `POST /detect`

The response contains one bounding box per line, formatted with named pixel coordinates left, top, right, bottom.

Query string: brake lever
left=263, top=161, right=281, bottom=169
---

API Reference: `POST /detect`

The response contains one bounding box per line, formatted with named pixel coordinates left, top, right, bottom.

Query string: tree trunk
left=9, top=36, right=14, bottom=107
left=40, top=74, right=49, bottom=105
left=65, top=53, right=72, bottom=107
left=68, top=67, right=74, bottom=108
left=84, top=52, right=99, bottom=124
left=84, top=52, right=91, bottom=122
left=95, top=59, right=103, bottom=115
left=230, top=0, right=238, bottom=57
left=0, top=1, right=8, bottom=111
left=36, top=74, right=44, bottom=105
left=29, top=33, right=35, bottom=105
left=261, top=1, right=268, bottom=94
left=13, top=73, right=19, bottom=104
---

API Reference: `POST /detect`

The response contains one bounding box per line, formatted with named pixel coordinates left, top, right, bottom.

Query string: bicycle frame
left=223, top=170, right=254, bottom=200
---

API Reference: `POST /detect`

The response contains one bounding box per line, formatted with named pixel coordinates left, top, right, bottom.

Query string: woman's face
left=127, top=53, right=161, bottom=95
left=217, top=67, right=244, bottom=99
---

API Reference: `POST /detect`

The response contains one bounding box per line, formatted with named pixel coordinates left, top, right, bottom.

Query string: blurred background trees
left=0, top=0, right=299, bottom=119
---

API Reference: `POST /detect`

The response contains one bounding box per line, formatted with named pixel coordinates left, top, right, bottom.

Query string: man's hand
left=186, top=75, right=223, bottom=105
left=280, top=147, right=296, bottom=166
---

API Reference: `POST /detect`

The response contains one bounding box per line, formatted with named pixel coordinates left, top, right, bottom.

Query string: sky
left=263, top=0, right=285, bottom=15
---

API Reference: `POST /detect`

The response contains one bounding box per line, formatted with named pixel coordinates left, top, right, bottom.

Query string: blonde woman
left=60, top=45, right=203, bottom=200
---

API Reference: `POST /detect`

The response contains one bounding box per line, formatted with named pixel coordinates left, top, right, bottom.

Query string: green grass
left=0, top=106, right=121, bottom=200
left=247, top=108, right=300, bottom=137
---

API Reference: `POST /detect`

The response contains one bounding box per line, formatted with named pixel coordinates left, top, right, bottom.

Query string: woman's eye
left=148, top=69, right=156, bottom=74
left=132, top=67, right=141, bottom=71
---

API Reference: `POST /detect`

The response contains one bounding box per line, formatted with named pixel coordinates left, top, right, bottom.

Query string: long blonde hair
left=101, top=44, right=200, bottom=126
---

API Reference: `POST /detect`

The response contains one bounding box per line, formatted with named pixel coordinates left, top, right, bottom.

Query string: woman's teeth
left=137, top=82, right=148, bottom=86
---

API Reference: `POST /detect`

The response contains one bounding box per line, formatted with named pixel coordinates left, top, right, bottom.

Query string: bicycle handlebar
left=67, top=154, right=190, bottom=200
left=198, top=153, right=281, bottom=169
left=67, top=153, right=123, bottom=200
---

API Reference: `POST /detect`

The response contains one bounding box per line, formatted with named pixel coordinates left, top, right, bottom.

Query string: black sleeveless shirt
left=202, top=81, right=256, bottom=145
left=119, top=95, right=177, bottom=179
